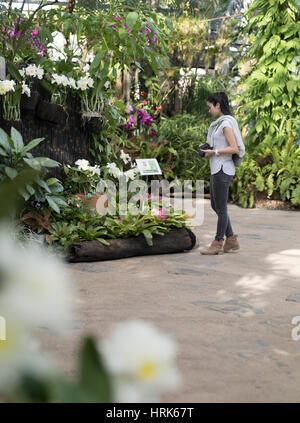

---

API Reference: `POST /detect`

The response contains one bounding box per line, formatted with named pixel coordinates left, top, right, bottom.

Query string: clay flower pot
left=73, top=193, right=108, bottom=215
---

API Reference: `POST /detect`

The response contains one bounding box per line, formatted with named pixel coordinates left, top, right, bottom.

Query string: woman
left=200, top=92, right=242, bottom=255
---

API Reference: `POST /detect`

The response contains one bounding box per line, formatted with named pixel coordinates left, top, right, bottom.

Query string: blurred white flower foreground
left=100, top=320, right=181, bottom=403
left=0, top=225, right=73, bottom=392
left=0, top=226, right=181, bottom=402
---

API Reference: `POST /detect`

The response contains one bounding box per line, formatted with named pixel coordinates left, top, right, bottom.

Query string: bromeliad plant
left=0, top=127, right=67, bottom=213
left=47, top=193, right=190, bottom=250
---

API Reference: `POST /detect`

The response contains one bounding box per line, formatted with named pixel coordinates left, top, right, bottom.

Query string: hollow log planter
left=67, top=227, right=196, bottom=262
left=20, top=91, right=40, bottom=112
left=36, top=100, right=67, bottom=125
left=81, top=112, right=103, bottom=133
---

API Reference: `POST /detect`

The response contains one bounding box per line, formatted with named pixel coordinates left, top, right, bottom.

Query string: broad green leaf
left=22, top=138, right=45, bottom=154
left=0, top=146, right=7, bottom=156
left=89, top=51, right=106, bottom=74
left=49, top=183, right=64, bottom=194
left=118, top=28, right=127, bottom=39
left=5, top=167, right=18, bottom=180
left=32, top=157, right=60, bottom=168
left=96, top=238, right=110, bottom=246
left=50, top=196, right=67, bottom=206
left=18, top=186, right=30, bottom=201
left=24, top=158, right=41, bottom=171
left=126, top=12, right=138, bottom=28
left=36, top=177, right=51, bottom=192
left=45, top=196, right=60, bottom=213
left=10, top=127, right=24, bottom=152
left=7, top=62, right=22, bottom=82
left=0, top=128, right=11, bottom=152
left=142, top=229, right=153, bottom=246
left=79, top=336, right=112, bottom=403
left=25, top=183, right=35, bottom=196
left=47, top=177, right=60, bottom=186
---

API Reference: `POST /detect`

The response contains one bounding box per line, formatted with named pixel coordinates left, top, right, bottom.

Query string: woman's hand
left=200, top=149, right=216, bottom=158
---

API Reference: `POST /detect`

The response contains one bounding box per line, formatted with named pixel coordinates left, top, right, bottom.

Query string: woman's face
left=207, top=101, right=222, bottom=118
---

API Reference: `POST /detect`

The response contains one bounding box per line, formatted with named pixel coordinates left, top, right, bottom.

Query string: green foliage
left=48, top=196, right=189, bottom=250
left=158, top=114, right=211, bottom=189
left=182, top=74, right=229, bottom=116
left=239, top=0, right=300, bottom=153
left=231, top=139, right=300, bottom=208
left=0, top=127, right=67, bottom=213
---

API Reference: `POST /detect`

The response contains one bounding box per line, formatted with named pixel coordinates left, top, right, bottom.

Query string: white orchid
left=51, top=73, right=63, bottom=85
left=77, top=77, right=89, bottom=91
left=99, top=320, right=181, bottom=403
left=86, top=77, right=94, bottom=88
left=89, top=165, right=101, bottom=176
left=124, top=167, right=139, bottom=182
left=0, top=227, right=71, bottom=392
left=75, top=159, right=90, bottom=171
left=106, top=162, right=122, bottom=178
left=35, top=65, right=44, bottom=80
left=21, top=82, right=31, bottom=97
left=60, top=75, right=69, bottom=87
left=0, top=227, right=73, bottom=334
left=0, top=80, right=16, bottom=95
left=68, top=77, right=77, bottom=89
left=24, top=64, right=44, bottom=79
left=120, top=149, right=131, bottom=165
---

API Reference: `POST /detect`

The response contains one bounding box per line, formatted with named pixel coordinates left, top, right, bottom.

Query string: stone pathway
left=37, top=200, right=300, bottom=402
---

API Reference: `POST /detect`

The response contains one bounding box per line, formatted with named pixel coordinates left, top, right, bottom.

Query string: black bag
left=232, top=153, right=242, bottom=167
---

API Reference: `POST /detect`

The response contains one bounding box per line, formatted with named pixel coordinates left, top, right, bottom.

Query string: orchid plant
left=64, top=159, right=101, bottom=195
left=105, top=149, right=139, bottom=182
left=0, top=79, right=30, bottom=120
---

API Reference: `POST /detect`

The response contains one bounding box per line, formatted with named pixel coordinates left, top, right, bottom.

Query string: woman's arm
left=201, top=126, right=239, bottom=157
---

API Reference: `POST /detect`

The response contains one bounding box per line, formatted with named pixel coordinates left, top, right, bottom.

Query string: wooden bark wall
left=0, top=80, right=98, bottom=178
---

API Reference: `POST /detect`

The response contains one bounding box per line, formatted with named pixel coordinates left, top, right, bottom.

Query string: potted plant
left=19, top=64, right=44, bottom=112
left=36, top=71, right=75, bottom=124
left=76, top=75, right=109, bottom=133
left=0, top=78, right=29, bottom=122
left=64, top=159, right=107, bottom=213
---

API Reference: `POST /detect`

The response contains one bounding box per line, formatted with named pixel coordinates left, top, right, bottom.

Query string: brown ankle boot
left=200, top=239, right=224, bottom=255
left=224, top=234, right=239, bottom=253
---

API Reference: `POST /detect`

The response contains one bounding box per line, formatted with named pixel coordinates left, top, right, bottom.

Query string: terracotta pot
left=73, top=194, right=108, bottom=215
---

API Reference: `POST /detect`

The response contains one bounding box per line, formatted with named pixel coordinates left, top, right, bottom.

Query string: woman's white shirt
left=209, top=119, right=235, bottom=176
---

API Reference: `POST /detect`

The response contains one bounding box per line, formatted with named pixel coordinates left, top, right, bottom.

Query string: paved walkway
left=38, top=200, right=300, bottom=402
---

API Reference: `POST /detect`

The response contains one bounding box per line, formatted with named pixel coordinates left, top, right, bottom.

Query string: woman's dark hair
left=207, top=92, right=231, bottom=115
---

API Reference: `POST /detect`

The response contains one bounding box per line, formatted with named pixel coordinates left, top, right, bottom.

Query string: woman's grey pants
left=210, top=168, right=234, bottom=241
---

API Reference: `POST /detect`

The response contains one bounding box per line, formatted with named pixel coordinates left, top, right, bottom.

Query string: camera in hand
left=199, top=142, right=213, bottom=157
